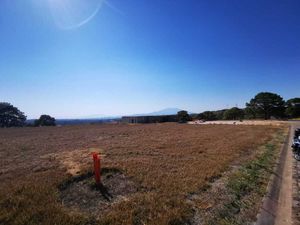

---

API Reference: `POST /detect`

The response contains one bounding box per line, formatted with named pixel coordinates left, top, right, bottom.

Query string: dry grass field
left=0, top=123, right=286, bottom=225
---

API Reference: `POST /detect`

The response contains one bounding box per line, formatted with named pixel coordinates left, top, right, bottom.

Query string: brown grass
left=0, top=123, right=283, bottom=225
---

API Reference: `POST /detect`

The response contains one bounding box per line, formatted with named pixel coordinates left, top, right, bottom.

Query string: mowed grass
left=0, top=123, right=284, bottom=225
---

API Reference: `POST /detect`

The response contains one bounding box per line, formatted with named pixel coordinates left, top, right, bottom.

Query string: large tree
left=34, top=115, right=56, bottom=126
left=246, top=92, right=285, bottom=119
left=223, top=107, right=244, bottom=120
left=0, top=102, right=26, bottom=127
left=285, top=98, right=300, bottom=118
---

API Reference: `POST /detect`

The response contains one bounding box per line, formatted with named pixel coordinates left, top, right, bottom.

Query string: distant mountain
left=79, top=114, right=121, bottom=119
left=147, top=108, right=183, bottom=116
left=130, top=108, right=184, bottom=116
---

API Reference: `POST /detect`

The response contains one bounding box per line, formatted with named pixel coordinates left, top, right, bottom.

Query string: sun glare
left=47, top=0, right=105, bottom=29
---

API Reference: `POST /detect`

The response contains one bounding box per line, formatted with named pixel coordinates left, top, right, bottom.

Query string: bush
left=223, top=107, right=244, bottom=120
left=34, top=115, right=56, bottom=126
left=177, top=110, right=190, bottom=123
left=197, top=111, right=217, bottom=121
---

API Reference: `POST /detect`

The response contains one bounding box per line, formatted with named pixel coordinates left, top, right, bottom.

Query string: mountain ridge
left=129, top=108, right=183, bottom=116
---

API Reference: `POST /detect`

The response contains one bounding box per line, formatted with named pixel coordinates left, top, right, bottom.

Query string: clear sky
left=0, top=0, right=300, bottom=119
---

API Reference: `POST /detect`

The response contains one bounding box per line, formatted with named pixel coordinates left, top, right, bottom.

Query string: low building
left=121, top=115, right=178, bottom=124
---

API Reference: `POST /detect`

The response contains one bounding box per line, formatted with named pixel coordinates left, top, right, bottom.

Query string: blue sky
left=0, top=0, right=300, bottom=119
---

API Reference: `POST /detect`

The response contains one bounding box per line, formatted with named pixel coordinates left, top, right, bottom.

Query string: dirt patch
left=42, top=148, right=104, bottom=176
left=59, top=168, right=139, bottom=217
left=57, top=149, right=91, bottom=176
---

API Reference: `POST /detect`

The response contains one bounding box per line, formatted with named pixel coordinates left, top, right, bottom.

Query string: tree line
left=0, top=102, right=56, bottom=127
left=178, top=92, right=300, bottom=122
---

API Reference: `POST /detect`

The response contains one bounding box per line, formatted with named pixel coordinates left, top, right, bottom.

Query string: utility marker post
left=92, top=152, right=101, bottom=186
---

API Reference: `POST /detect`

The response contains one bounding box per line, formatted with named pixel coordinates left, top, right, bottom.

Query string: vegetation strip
left=198, top=129, right=287, bottom=225
left=256, top=126, right=290, bottom=225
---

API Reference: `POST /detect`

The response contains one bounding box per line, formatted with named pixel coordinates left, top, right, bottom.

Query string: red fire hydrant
left=92, top=152, right=101, bottom=186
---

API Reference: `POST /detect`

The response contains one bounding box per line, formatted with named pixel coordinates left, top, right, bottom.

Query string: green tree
left=223, top=107, right=244, bottom=120
left=34, top=115, right=56, bottom=126
left=246, top=92, right=285, bottom=119
left=285, top=98, right=300, bottom=118
left=244, top=106, right=257, bottom=119
left=177, top=110, right=190, bottom=123
left=214, top=109, right=226, bottom=120
left=0, top=102, right=26, bottom=127
left=197, top=111, right=217, bottom=121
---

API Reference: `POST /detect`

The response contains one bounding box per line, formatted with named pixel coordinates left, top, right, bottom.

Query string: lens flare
left=47, top=0, right=104, bottom=29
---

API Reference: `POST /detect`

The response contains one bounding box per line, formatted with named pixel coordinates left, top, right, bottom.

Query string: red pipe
left=92, top=152, right=101, bottom=186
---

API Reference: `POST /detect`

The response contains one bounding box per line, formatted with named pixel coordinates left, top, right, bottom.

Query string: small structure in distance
left=121, top=115, right=178, bottom=124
